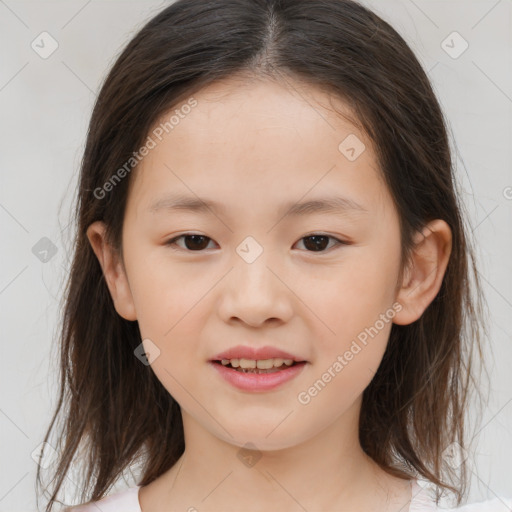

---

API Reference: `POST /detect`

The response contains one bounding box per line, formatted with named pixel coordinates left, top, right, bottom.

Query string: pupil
left=304, top=235, right=328, bottom=251
left=184, top=235, right=209, bottom=250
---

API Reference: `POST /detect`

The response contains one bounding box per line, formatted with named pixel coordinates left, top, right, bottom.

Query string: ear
left=393, top=219, right=452, bottom=325
left=86, top=221, right=137, bottom=321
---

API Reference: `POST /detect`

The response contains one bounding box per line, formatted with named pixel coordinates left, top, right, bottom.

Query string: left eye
left=165, top=233, right=346, bottom=253
left=294, top=234, right=345, bottom=252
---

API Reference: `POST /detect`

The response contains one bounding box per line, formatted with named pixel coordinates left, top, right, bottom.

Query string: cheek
left=297, top=246, right=400, bottom=396
left=125, top=247, right=209, bottom=336
left=304, top=250, right=399, bottom=339
left=297, top=302, right=394, bottom=419
left=125, top=247, right=220, bottom=354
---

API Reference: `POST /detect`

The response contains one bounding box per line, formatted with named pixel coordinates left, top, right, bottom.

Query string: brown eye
left=295, top=234, right=345, bottom=252
left=166, top=234, right=216, bottom=251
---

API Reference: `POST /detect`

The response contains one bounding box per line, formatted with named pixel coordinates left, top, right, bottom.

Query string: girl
left=37, top=0, right=511, bottom=511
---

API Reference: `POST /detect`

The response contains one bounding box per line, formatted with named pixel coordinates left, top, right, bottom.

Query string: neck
left=141, top=398, right=412, bottom=512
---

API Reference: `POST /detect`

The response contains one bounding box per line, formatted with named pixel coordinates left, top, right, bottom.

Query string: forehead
left=126, top=76, right=388, bottom=219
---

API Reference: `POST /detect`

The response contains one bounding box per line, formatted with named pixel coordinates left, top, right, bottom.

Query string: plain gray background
left=0, top=0, right=511, bottom=510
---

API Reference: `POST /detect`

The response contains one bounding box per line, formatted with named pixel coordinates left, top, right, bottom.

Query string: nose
left=216, top=253, right=294, bottom=328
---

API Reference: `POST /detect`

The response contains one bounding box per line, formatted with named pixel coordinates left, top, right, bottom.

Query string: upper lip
left=210, top=345, right=306, bottom=362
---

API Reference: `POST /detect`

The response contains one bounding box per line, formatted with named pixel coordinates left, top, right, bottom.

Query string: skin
left=87, top=75, right=452, bottom=512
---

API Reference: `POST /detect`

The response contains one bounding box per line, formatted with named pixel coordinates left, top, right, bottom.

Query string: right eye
left=165, top=234, right=218, bottom=251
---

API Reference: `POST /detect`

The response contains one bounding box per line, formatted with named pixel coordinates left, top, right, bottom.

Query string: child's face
left=107, top=77, right=406, bottom=449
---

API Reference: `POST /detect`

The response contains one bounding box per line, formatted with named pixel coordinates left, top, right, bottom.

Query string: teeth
left=240, top=358, right=256, bottom=369
left=220, top=358, right=295, bottom=368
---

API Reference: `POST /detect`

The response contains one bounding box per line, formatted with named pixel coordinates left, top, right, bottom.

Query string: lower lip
left=209, top=361, right=307, bottom=392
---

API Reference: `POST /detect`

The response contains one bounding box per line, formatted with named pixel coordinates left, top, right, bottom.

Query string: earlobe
left=393, top=219, right=452, bottom=326
left=86, top=221, right=137, bottom=321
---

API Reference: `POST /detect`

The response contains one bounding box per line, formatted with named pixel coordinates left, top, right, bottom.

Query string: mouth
left=212, top=358, right=306, bottom=374
left=209, top=358, right=308, bottom=392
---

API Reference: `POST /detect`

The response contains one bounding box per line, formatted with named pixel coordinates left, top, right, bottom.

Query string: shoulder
left=411, top=480, right=512, bottom=512
left=63, top=485, right=141, bottom=512
left=447, top=497, right=512, bottom=511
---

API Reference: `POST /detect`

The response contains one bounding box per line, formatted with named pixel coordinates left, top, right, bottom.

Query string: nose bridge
left=233, top=235, right=279, bottom=299
left=217, top=235, right=293, bottom=325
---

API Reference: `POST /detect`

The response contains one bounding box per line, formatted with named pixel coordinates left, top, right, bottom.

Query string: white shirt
left=66, top=479, right=512, bottom=511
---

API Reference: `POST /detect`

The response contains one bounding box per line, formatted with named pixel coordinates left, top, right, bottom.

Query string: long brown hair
left=37, top=0, right=488, bottom=509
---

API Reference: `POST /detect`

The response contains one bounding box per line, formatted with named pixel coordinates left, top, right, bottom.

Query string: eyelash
left=164, top=233, right=349, bottom=253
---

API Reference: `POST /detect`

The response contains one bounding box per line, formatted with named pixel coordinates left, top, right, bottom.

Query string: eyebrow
left=148, top=194, right=369, bottom=217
